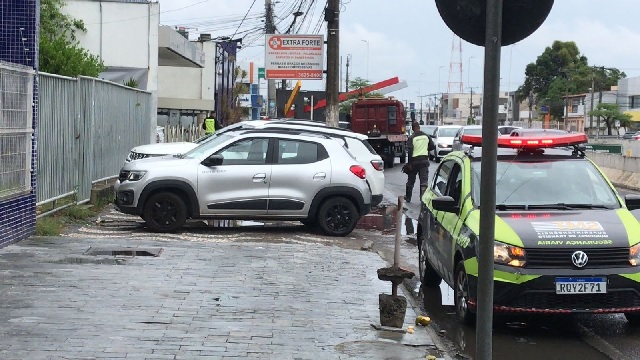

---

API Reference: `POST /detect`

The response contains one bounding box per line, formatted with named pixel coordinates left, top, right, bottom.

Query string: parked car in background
left=430, top=125, right=462, bottom=161
left=419, top=124, right=437, bottom=138
left=622, top=131, right=640, bottom=140
left=452, top=125, right=483, bottom=151
left=497, top=125, right=522, bottom=136
left=115, top=129, right=372, bottom=236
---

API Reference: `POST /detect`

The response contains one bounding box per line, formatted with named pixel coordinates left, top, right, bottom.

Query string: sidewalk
left=0, top=235, right=448, bottom=359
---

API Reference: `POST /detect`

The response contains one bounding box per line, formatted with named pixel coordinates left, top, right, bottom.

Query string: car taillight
left=635, top=135, right=640, bottom=140
left=350, top=165, right=366, bottom=179
left=370, top=160, right=384, bottom=171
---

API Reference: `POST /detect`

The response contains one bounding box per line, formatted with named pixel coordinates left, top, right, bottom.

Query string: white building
left=157, top=29, right=213, bottom=128
left=64, top=0, right=160, bottom=142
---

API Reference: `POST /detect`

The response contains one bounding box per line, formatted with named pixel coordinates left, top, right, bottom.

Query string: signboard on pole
left=258, top=67, right=265, bottom=79
left=265, top=34, right=324, bottom=80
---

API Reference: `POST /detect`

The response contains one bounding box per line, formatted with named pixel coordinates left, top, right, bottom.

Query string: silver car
left=114, top=129, right=372, bottom=236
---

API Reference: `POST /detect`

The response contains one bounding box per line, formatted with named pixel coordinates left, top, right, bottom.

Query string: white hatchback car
left=430, top=125, right=462, bottom=161
left=126, top=119, right=386, bottom=207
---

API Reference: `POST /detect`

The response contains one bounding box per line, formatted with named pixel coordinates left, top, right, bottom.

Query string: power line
left=229, top=0, right=259, bottom=40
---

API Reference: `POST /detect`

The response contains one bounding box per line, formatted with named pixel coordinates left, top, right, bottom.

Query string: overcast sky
left=158, top=0, right=640, bottom=105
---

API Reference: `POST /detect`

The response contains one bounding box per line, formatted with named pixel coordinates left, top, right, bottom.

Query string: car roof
left=253, top=120, right=369, bottom=140
left=437, top=125, right=462, bottom=128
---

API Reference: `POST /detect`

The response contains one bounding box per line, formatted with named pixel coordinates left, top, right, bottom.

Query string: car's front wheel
left=143, top=192, right=187, bottom=233
left=419, top=234, right=442, bottom=288
left=454, top=261, right=475, bottom=325
left=317, top=197, right=359, bottom=236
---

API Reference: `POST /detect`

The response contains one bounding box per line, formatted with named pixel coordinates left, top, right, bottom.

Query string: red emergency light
left=460, top=133, right=588, bottom=149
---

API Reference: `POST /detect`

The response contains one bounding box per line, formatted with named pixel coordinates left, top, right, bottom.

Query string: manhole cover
left=84, top=247, right=163, bottom=257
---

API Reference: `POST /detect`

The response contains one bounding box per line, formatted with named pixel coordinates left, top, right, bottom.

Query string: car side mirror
left=432, top=195, right=458, bottom=213
left=625, top=194, right=640, bottom=211
left=201, top=154, right=224, bottom=167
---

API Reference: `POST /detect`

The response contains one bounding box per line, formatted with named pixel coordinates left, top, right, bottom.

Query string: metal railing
left=36, top=73, right=151, bottom=212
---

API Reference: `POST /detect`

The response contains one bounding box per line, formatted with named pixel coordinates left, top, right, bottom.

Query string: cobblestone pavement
left=0, top=232, right=447, bottom=359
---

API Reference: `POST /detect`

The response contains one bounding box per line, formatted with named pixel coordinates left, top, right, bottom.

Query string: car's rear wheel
left=143, top=192, right=187, bottom=233
left=454, top=261, right=475, bottom=325
left=419, top=232, right=442, bottom=288
left=399, top=152, right=407, bottom=164
left=317, top=197, right=359, bottom=237
left=624, top=312, right=640, bottom=325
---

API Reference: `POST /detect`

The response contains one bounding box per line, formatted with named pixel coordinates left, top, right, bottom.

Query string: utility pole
left=325, top=0, right=340, bottom=127
left=597, top=66, right=605, bottom=139
left=469, top=87, right=476, bottom=124
left=589, top=69, right=595, bottom=136
left=265, top=0, right=277, bottom=117
left=345, top=55, right=350, bottom=92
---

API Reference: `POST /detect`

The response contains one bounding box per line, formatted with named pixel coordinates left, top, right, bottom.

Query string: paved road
left=383, top=158, right=640, bottom=360
left=0, top=233, right=446, bottom=360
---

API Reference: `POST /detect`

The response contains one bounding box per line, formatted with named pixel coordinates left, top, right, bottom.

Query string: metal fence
left=0, top=61, right=34, bottom=201
left=37, top=73, right=151, bottom=208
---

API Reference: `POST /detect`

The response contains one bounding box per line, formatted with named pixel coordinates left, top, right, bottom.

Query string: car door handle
left=313, top=173, right=326, bottom=181
left=253, top=173, right=267, bottom=183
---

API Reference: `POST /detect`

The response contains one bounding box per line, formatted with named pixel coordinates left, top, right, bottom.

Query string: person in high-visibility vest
left=202, top=112, right=221, bottom=135
left=403, top=121, right=435, bottom=203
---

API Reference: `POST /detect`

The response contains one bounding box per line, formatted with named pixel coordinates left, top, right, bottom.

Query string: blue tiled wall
left=0, top=0, right=39, bottom=247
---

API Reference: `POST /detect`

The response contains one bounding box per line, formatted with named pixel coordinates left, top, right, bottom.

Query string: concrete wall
left=588, top=152, right=640, bottom=192
left=591, top=138, right=640, bottom=157
left=64, top=0, right=159, bottom=143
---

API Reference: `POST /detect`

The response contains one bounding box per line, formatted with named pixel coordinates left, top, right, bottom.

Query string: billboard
left=265, top=34, right=324, bottom=80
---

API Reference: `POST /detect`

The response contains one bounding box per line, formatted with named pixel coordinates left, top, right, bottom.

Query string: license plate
left=555, top=277, right=607, bottom=294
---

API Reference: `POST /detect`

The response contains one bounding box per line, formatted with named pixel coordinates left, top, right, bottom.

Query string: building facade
left=0, top=0, right=39, bottom=246
left=64, top=0, right=160, bottom=143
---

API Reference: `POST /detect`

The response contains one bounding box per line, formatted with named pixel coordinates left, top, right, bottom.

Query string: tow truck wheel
left=418, top=231, right=442, bottom=288
left=624, top=312, right=640, bottom=326
left=399, top=152, right=407, bottom=164
left=384, top=155, right=394, bottom=169
left=454, top=261, right=476, bottom=326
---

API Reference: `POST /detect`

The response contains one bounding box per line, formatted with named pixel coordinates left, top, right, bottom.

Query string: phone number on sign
left=296, top=72, right=322, bottom=78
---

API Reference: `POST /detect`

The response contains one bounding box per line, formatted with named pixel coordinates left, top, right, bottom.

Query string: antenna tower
left=447, top=34, right=463, bottom=94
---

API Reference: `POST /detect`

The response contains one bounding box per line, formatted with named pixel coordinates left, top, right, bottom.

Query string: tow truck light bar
left=460, top=133, right=588, bottom=149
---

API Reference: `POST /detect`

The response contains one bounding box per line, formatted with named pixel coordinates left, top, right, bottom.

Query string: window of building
left=0, top=62, right=34, bottom=200
left=630, top=95, right=640, bottom=109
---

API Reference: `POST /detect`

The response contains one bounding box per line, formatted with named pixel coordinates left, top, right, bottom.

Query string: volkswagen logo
left=571, top=251, right=589, bottom=268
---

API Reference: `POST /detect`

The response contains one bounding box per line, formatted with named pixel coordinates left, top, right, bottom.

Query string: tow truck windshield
left=471, top=159, right=621, bottom=209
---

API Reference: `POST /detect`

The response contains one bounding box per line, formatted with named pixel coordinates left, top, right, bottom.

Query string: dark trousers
left=405, top=160, right=429, bottom=201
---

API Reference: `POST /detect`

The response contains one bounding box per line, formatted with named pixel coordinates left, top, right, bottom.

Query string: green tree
left=588, top=103, right=632, bottom=135
left=40, top=0, right=106, bottom=77
left=516, top=40, right=624, bottom=119
left=221, top=67, right=250, bottom=125
left=339, top=77, right=384, bottom=114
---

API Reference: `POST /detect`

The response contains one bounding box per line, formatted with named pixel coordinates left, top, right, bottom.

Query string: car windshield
left=438, top=128, right=460, bottom=137
left=182, top=133, right=236, bottom=158
left=471, top=159, right=620, bottom=208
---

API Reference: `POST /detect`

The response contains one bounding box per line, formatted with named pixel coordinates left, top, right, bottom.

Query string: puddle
left=84, top=247, right=163, bottom=257
left=49, top=256, right=125, bottom=265
left=336, top=340, right=438, bottom=359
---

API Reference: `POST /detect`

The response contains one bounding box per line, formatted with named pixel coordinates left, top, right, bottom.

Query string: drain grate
left=84, top=247, right=163, bottom=257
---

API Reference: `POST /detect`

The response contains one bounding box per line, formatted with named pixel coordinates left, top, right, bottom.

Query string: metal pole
left=310, top=95, right=314, bottom=120
left=394, top=196, right=404, bottom=267
left=325, top=0, right=340, bottom=127
left=477, top=1, right=503, bottom=359
left=589, top=79, right=595, bottom=135
left=265, top=0, right=277, bottom=118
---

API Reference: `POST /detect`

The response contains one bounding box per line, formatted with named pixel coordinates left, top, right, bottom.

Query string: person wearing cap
left=403, top=121, right=435, bottom=203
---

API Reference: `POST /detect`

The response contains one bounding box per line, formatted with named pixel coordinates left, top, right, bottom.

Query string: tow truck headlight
left=127, top=170, right=147, bottom=182
left=494, top=242, right=527, bottom=267
left=630, top=244, right=640, bottom=266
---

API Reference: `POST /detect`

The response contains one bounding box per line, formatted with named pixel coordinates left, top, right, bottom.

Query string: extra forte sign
left=264, top=34, right=324, bottom=80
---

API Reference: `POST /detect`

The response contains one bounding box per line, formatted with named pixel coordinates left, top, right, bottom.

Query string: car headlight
left=438, top=143, right=449, bottom=148
left=494, top=242, right=527, bottom=267
left=127, top=170, right=147, bottom=182
left=630, top=243, right=640, bottom=266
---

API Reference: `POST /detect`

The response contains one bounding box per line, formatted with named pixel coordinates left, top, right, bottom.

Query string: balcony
left=158, top=25, right=204, bottom=68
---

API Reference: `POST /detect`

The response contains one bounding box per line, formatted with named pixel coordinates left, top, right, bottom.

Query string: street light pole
left=361, top=39, right=369, bottom=81
left=438, top=66, right=444, bottom=124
